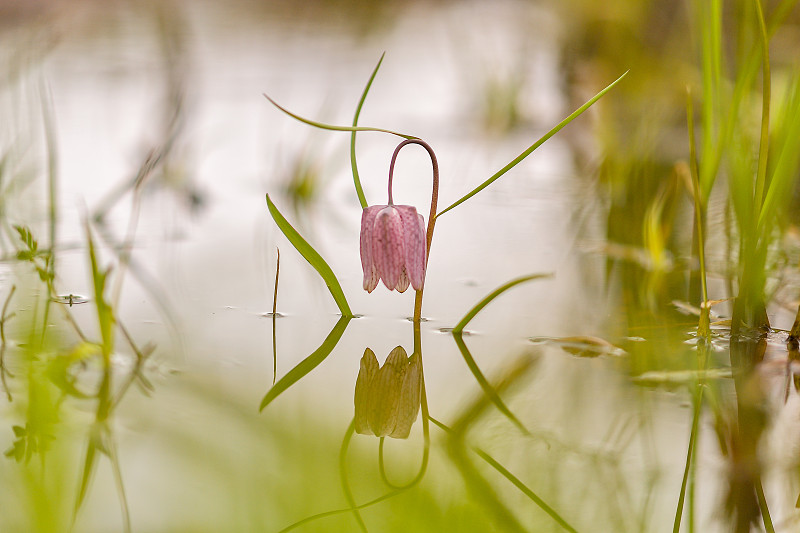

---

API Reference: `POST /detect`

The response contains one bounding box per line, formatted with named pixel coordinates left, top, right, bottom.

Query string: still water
left=1, top=1, right=799, bottom=532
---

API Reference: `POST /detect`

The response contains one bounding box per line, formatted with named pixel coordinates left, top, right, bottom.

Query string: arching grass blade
left=452, top=273, right=551, bottom=335
left=266, top=194, right=352, bottom=317
left=437, top=71, right=628, bottom=217
left=350, top=53, right=385, bottom=209
left=264, top=93, right=415, bottom=140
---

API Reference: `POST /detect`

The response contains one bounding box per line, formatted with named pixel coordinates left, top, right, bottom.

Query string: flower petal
left=360, top=206, right=383, bottom=293
left=396, top=268, right=410, bottom=293
left=372, top=207, right=405, bottom=290
left=396, top=205, right=427, bottom=290
left=390, top=351, right=422, bottom=439
left=367, top=346, right=408, bottom=437
left=354, top=348, right=379, bottom=435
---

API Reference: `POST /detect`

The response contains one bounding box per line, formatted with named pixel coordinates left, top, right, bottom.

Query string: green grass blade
left=350, top=53, right=385, bottom=209
left=266, top=194, right=352, bottom=317
left=697, top=0, right=722, bottom=198
left=686, top=90, right=710, bottom=338
left=757, top=76, right=800, bottom=234
left=264, top=93, right=415, bottom=140
left=672, top=382, right=703, bottom=533
left=437, top=71, right=628, bottom=217
left=452, top=273, right=551, bottom=334
left=450, top=273, right=549, bottom=434
left=452, top=333, right=529, bottom=435
left=473, top=442, right=579, bottom=533
left=74, top=436, right=99, bottom=517
left=429, top=417, right=578, bottom=533
left=277, top=490, right=402, bottom=533
left=753, top=0, right=771, bottom=219
left=259, top=316, right=350, bottom=411
left=85, top=221, right=114, bottom=360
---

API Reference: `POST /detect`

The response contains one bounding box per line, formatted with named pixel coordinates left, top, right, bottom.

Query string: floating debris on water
left=52, top=294, right=89, bottom=306
left=529, top=335, right=626, bottom=357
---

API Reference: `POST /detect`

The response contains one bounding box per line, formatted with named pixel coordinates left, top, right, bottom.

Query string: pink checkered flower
left=358, top=138, right=438, bottom=295
left=360, top=204, right=426, bottom=293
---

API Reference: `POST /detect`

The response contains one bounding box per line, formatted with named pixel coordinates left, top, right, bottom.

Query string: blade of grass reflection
left=74, top=429, right=100, bottom=520
left=438, top=356, right=538, bottom=533
left=266, top=194, right=352, bottom=317
left=436, top=71, right=628, bottom=217
left=672, top=351, right=707, bottom=533
left=451, top=273, right=551, bottom=435
left=429, top=417, right=580, bottom=533
left=350, top=53, right=385, bottom=209
left=107, top=437, right=131, bottom=533
left=259, top=316, right=351, bottom=411
left=111, top=321, right=155, bottom=409
left=452, top=334, right=529, bottom=436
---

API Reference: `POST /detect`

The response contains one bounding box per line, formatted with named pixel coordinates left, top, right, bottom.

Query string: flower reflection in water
left=354, top=346, right=422, bottom=439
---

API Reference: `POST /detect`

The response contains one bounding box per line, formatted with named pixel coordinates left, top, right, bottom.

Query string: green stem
left=339, top=420, right=367, bottom=532
left=386, top=139, right=439, bottom=322
left=351, top=53, right=385, bottom=208
left=378, top=318, right=430, bottom=489
left=753, top=0, right=771, bottom=220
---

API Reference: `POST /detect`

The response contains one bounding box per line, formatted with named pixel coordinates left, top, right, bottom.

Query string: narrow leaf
left=74, top=436, right=99, bottom=516
left=429, top=417, right=579, bottom=533
left=452, top=333, right=529, bottom=435
left=437, top=71, right=628, bottom=217
left=266, top=194, right=352, bottom=317
left=453, top=273, right=551, bottom=334
left=85, top=221, right=114, bottom=359
left=473, top=441, right=578, bottom=532
left=259, top=316, right=351, bottom=411
left=264, top=93, right=415, bottom=140
left=351, top=53, right=385, bottom=208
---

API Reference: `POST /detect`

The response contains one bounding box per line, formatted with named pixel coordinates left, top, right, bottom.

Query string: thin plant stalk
left=378, top=318, right=430, bottom=490
left=436, top=70, right=628, bottom=217
left=264, top=93, right=414, bottom=140
left=339, top=420, right=368, bottom=532
left=350, top=53, right=386, bottom=209
left=672, top=355, right=707, bottom=533
left=0, top=285, right=16, bottom=402
left=752, top=0, right=771, bottom=218
left=430, top=416, right=579, bottom=533
left=686, top=89, right=710, bottom=338
left=272, top=247, right=280, bottom=385
left=384, top=139, right=439, bottom=323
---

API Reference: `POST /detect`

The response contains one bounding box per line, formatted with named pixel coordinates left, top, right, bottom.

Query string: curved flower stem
left=378, top=318, right=430, bottom=490
left=339, top=420, right=368, bottom=532
left=387, top=139, right=439, bottom=322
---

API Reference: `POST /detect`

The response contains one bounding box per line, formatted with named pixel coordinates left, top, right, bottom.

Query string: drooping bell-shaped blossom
left=354, top=346, right=422, bottom=439
left=359, top=138, right=438, bottom=295
left=360, top=204, right=426, bottom=293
